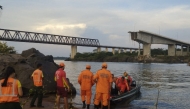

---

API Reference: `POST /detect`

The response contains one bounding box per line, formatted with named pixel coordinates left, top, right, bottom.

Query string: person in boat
left=123, top=72, right=133, bottom=90
left=93, top=62, right=112, bottom=109
left=111, top=74, right=118, bottom=95
left=78, top=64, right=94, bottom=109
left=116, top=76, right=129, bottom=94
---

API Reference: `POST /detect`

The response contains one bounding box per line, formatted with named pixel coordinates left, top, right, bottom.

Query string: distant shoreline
left=53, top=57, right=69, bottom=60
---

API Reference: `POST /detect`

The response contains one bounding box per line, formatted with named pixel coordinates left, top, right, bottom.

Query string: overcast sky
left=0, top=0, right=190, bottom=57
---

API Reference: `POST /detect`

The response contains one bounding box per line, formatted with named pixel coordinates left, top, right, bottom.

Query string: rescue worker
left=55, top=62, right=70, bottom=109
left=93, top=62, right=112, bottom=109
left=0, top=66, right=23, bottom=109
left=30, top=63, right=44, bottom=108
left=78, top=64, right=94, bottom=109
left=116, top=76, right=129, bottom=94
left=123, top=72, right=132, bottom=90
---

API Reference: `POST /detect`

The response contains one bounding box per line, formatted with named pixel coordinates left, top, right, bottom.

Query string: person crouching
left=116, top=76, right=129, bottom=94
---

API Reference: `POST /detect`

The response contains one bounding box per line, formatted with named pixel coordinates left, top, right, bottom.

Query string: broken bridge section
left=129, top=30, right=190, bottom=56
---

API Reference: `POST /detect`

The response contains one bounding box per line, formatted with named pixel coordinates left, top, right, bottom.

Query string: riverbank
left=20, top=95, right=86, bottom=109
left=67, top=51, right=190, bottom=63
left=69, top=55, right=190, bottom=63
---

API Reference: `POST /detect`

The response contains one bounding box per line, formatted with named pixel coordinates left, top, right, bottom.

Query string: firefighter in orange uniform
left=30, top=63, right=44, bottom=108
left=0, top=66, right=23, bottom=109
left=78, top=64, right=94, bottom=109
left=93, top=63, right=112, bottom=109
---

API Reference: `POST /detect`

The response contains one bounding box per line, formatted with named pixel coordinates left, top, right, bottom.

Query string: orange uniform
left=125, top=75, right=132, bottom=90
left=116, top=77, right=129, bottom=92
left=0, top=78, right=21, bottom=103
left=93, top=68, right=112, bottom=106
left=78, top=69, right=94, bottom=104
left=31, top=69, right=44, bottom=86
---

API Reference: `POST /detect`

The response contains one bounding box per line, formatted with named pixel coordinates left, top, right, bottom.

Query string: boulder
left=0, top=48, right=76, bottom=95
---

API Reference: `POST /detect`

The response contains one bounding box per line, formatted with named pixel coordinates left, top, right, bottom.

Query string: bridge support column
left=130, top=49, right=132, bottom=53
left=124, top=49, right=126, bottom=53
left=118, top=49, right=121, bottom=54
left=181, top=45, right=183, bottom=56
left=143, top=43, right=151, bottom=56
left=187, top=46, right=189, bottom=52
left=138, top=50, right=140, bottom=56
left=138, top=43, right=141, bottom=56
left=112, top=48, right=115, bottom=55
left=97, top=47, right=101, bottom=52
left=187, top=46, right=190, bottom=55
left=105, top=48, right=108, bottom=52
left=71, top=45, right=77, bottom=59
left=168, top=44, right=176, bottom=56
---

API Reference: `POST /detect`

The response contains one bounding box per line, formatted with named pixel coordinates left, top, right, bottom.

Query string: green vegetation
left=71, top=48, right=190, bottom=63
left=0, top=42, right=16, bottom=54
left=53, top=56, right=69, bottom=60
left=73, top=51, right=138, bottom=62
left=151, top=48, right=168, bottom=56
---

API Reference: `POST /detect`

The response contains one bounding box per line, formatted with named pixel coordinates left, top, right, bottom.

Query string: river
left=54, top=60, right=190, bottom=109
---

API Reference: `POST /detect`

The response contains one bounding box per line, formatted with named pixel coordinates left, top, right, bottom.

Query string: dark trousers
left=30, top=86, right=43, bottom=106
left=0, top=102, right=22, bottom=109
left=111, top=85, right=118, bottom=95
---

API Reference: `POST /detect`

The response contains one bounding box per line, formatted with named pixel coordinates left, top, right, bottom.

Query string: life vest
left=32, top=69, right=43, bottom=86
left=116, top=77, right=126, bottom=85
left=0, top=78, right=19, bottom=103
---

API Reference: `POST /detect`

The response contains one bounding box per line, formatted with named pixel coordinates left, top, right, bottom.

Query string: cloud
left=34, top=23, right=87, bottom=36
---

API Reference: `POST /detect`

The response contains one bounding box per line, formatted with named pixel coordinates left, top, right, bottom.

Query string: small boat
left=110, top=82, right=141, bottom=104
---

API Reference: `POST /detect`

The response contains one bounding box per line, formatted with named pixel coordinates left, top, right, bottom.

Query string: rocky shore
left=0, top=48, right=76, bottom=95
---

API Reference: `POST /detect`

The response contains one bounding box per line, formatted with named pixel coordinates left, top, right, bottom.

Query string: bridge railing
left=0, top=28, right=100, bottom=46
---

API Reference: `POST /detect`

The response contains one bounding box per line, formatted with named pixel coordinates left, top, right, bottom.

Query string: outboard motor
left=131, top=80, right=136, bottom=87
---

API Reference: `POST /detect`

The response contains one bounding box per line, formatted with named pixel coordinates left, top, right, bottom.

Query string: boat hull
left=110, top=85, right=141, bottom=104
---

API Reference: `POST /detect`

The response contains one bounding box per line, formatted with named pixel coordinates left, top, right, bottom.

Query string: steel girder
left=0, top=28, right=100, bottom=46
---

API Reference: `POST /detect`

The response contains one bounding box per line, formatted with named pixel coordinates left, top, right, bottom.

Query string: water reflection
left=54, top=61, right=190, bottom=109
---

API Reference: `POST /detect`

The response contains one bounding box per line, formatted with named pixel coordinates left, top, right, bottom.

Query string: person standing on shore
left=78, top=64, right=94, bottom=109
left=30, top=63, right=44, bottom=108
left=0, top=66, right=23, bottom=109
left=55, top=62, right=70, bottom=109
left=93, top=63, right=112, bottom=109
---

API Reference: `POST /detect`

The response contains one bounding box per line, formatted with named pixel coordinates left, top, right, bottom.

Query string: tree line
left=0, top=42, right=16, bottom=54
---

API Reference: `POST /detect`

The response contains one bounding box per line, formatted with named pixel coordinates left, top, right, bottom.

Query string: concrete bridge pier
left=105, top=47, right=108, bottom=52
left=187, top=46, right=189, bottom=52
left=168, top=44, right=176, bottom=56
left=97, top=47, right=101, bottom=52
left=71, top=45, right=77, bottom=59
left=124, top=49, right=127, bottom=53
left=118, top=48, right=121, bottom=54
left=130, top=49, right=132, bottom=53
left=181, top=45, right=184, bottom=56
left=138, top=43, right=141, bottom=56
left=138, top=50, right=140, bottom=56
left=112, top=48, right=115, bottom=55
left=187, top=46, right=189, bottom=55
left=143, top=43, right=151, bottom=56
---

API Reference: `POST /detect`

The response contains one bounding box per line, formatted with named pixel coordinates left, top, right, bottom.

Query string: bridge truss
left=0, top=28, right=100, bottom=46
